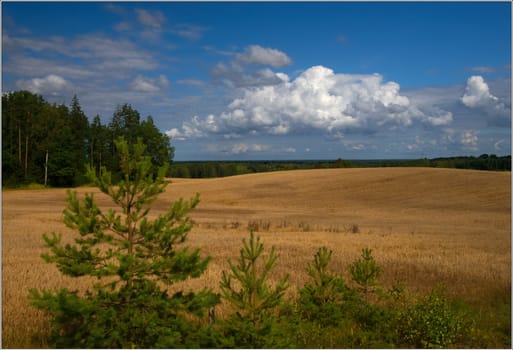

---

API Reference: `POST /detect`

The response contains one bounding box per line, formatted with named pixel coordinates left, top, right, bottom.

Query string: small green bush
left=393, top=286, right=467, bottom=348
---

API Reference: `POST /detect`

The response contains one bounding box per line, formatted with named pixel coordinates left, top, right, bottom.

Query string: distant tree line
left=429, top=154, right=511, bottom=171
left=168, top=155, right=510, bottom=179
left=2, top=90, right=174, bottom=187
left=3, top=90, right=509, bottom=186
left=366, top=155, right=511, bottom=171
left=168, top=160, right=345, bottom=179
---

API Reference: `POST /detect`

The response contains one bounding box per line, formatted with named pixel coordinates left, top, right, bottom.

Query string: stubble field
left=2, top=167, right=511, bottom=347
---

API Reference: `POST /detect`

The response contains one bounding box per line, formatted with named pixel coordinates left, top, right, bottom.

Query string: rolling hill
left=2, top=167, right=510, bottom=347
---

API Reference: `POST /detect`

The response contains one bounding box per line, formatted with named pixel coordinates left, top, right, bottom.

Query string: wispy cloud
left=107, top=6, right=172, bottom=42
left=4, top=32, right=158, bottom=78
left=177, top=79, right=206, bottom=88
left=3, top=23, right=172, bottom=122
left=230, top=143, right=270, bottom=154
left=210, top=45, right=292, bottom=88
left=470, top=66, right=495, bottom=74
left=172, top=23, right=207, bottom=40
left=113, top=21, right=132, bottom=32
left=103, top=3, right=126, bottom=16
left=130, top=75, right=169, bottom=92
left=460, top=130, right=479, bottom=151
left=4, top=55, right=94, bottom=78
left=135, top=8, right=165, bottom=29
left=235, top=45, right=292, bottom=67
left=494, top=139, right=506, bottom=151
left=204, top=45, right=236, bottom=57
left=211, top=62, right=289, bottom=88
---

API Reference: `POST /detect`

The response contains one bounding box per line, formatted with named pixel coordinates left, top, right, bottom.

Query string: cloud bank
left=168, top=65, right=453, bottom=140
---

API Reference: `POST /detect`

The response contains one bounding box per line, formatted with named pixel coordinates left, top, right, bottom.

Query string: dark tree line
left=2, top=90, right=174, bottom=187
left=168, top=154, right=510, bottom=179
left=168, top=159, right=356, bottom=179
left=430, top=154, right=511, bottom=171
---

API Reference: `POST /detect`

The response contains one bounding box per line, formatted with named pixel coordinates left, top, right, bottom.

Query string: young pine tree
left=297, top=246, right=355, bottom=326
left=29, top=137, right=219, bottom=348
left=349, top=247, right=382, bottom=302
left=219, top=231, right=290, bottom=348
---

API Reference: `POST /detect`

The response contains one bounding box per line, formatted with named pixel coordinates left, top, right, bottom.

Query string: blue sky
left=2, top=1, right=511, bottom=160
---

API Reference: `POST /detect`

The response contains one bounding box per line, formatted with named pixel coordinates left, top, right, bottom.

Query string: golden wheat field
left=2, top=167, right=511, bottom=347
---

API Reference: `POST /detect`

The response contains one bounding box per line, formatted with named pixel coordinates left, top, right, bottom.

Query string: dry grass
left=2, top=167, right=511, bottom=347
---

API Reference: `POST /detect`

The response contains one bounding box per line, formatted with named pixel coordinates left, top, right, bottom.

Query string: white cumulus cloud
left=16, top=74, right=69, bottom=95
left=224, top=65, right=413, bottom=133
left=166, top=114, right=221, bottom=141
left=170, top=65, right=452, bottom=139
left=461, top=75, right=498, bottom=108
left=461, top=75, right=510, bottom=126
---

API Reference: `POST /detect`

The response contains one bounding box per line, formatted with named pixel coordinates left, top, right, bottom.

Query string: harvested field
left=2, top=167, right=511, bottom=347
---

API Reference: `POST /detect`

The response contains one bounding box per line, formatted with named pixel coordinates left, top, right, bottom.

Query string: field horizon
left=2, top=167, right=511, bottom=347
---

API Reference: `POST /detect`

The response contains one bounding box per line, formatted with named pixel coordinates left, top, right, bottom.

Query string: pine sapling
left=349, top=247, right=382, bottom=302
left=29, top=137, right=219, bottom=348
left=298, top=246, right=353, bottom=325
left=219, top=231, right=289, bottom=348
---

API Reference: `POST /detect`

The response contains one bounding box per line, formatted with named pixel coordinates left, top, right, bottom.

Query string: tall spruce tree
left=69, top=95, right=89, bottom=185
left=29, top=137, right=219, bottom=348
